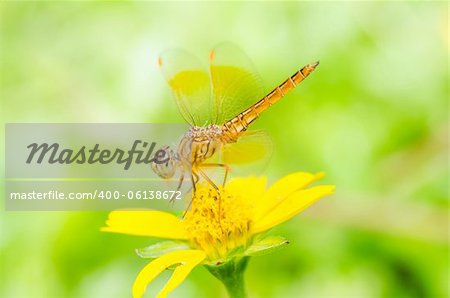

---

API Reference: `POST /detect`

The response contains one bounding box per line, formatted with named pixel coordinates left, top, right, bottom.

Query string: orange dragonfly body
left=151, top=43, right=319, bottom=190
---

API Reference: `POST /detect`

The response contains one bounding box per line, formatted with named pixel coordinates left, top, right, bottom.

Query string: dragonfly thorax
left=186, top=125, right=223, bottom=140
left=179, top=125, right=224, bottom=164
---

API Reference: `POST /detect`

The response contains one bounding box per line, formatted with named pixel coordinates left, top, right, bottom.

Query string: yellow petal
left=132, top=249, right=206, bottom=298
left=252, top=185, right=335, bottom=234
left=226, top=176, right=267, bottom=204
left=254, top=172, right=324, bottom=219
left=101, top=210, right=187, bottom=239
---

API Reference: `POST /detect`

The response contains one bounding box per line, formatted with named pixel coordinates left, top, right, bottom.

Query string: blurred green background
left=1, top=1, right=448, bottom=298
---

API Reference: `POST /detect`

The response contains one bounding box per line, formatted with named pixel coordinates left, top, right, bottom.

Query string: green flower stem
left=205, top=257, right=249, bottom=298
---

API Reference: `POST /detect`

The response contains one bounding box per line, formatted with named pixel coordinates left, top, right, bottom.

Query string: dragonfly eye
left=151, top=146, right=177, bottom=179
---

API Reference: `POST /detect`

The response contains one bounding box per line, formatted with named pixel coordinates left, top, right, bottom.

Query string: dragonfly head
left=151, top=145, right=178, bottom=179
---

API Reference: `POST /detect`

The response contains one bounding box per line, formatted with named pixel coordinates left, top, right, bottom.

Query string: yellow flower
left=101, top=172, right=334, bottom=298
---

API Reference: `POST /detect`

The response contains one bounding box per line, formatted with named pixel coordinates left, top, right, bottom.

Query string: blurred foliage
left=0, top=2, right=448, bottom=298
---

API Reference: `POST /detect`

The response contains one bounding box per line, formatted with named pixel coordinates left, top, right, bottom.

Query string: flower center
left=183, top=184, right=252, bottom=262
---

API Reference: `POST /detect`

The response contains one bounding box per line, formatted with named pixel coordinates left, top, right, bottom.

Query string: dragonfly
left=151, top=43, right=319, bottom=192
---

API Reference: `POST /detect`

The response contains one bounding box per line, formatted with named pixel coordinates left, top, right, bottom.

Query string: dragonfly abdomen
left=222, top=61, right=320, bottom=138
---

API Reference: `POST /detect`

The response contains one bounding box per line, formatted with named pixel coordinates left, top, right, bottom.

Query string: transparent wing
left=159, top=49, right=213, bottom=126
left=209, top=43, right=265, bottom=124
left=220, top=130, right=273, bottom=175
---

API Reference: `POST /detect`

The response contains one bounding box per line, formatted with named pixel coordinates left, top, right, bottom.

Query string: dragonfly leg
left=182, top=171, right=199, bottom=219
left=191, top=171, right=199, bottom=193
left=197, top=168, right=219, bottom=191
left=197, top=167, right=223, bottom=226
left=182, top=191, right=196, bottom=219
left=199, top=163, right=230, bottom=186
left=182, top=197, right=194, bottom=219
left=176, top=171, right=185, bottom=192
left=167, top=171, right=185, bottom=209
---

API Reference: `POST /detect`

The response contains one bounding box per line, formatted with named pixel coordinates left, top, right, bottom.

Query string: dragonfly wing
left=209, top=43, right=265, bottom=124
left=221, top=130, right=273, bottom=175
left=159, top=49, right=213, bottom=126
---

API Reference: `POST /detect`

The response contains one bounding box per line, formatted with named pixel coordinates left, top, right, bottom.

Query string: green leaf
left=243, top=236, right=289, bottom=257
left=135, top=241, right=190, bottom=259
